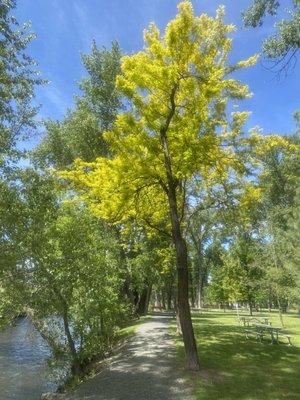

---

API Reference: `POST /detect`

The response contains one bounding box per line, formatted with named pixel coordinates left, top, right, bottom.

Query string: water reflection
left=0, top=317, right=52, bottom=400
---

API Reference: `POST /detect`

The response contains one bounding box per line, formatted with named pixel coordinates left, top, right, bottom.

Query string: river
left=0, top=317, right=53, bottom=400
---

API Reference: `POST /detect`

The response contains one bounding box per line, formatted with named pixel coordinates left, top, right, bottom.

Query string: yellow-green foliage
left=60, top=1, right=288, bottom=233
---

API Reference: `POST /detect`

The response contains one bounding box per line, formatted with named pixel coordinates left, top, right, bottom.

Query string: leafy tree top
left=60, top=1, right=289, bottom=231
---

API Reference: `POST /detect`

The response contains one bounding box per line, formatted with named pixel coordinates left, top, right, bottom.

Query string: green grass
left=115, top=315, right=150, bottom=342
left=173, top=309, right=300, bottom=400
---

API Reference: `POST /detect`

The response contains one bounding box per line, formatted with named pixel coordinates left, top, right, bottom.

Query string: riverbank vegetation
left=0, top=0, right=299, bottom=391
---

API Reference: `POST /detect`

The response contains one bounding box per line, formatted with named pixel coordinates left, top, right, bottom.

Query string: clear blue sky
left=16, top=0, right=299, bottom=144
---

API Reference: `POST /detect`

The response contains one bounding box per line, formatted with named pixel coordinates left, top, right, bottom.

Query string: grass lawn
left=173, top=310, right=300, bottom=400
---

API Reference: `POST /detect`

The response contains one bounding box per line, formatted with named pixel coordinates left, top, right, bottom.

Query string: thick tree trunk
left=137, top=284, right=152, bottom=316
left=167, top=186, right=199, bottom=370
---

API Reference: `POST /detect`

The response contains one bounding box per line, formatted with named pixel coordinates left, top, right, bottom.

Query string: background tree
left=33, top=42, right=121, bottom=168
left=0, top=0, right=43, bottom=164
left=243, top=0, right=300, bottom=74
left=257, top=129, right=299, bottom=323
left=0, top=0, right=43, bottom=327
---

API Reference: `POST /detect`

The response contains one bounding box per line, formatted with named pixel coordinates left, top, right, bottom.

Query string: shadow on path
left=63, top=313, right=193, bottom=400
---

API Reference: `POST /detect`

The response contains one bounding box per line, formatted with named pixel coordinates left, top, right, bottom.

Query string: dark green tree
left=33, top=42, right=121, bottom=167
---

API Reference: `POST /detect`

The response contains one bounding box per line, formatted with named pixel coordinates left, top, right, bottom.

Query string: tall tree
left=0, top=0, right=43, bottom=326
left=61, top=1, right=285, bottom=370
left=257, top=130, right=300, bottom=322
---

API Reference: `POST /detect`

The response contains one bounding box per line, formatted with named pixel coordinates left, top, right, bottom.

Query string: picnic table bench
left=238, top=316, right=270, bottom=326
left=244, top=323, right=293, bottom=345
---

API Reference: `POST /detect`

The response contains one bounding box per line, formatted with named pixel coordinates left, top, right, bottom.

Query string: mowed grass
left=173, top=310, right=300, bottom=400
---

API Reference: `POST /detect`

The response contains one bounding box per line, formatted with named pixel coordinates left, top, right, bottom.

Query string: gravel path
left=63, top=313, right=194, bottom=400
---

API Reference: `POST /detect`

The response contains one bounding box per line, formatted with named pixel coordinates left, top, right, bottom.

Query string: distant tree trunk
left=121, top=276, right=135, bottom=306
left=197, top=278, right=204, bottom=309
left=190, top=233, right=205, bottom=310
left=247, top=296, right=253, bottom=316
left=137, top=284, right=152, bottom=316
left=190, top=273, right=196, bottom=309
left=277, top=298, right=284, bottom=327
left=161, top=291, right=166, bottom=310
left=166, top=286, right=173, bottom=310
left=268, top=295, right=272, bottom=312
left=196, top=246, right=204, bottom=310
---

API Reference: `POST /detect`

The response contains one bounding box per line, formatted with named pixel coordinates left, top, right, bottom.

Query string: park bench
left=278, top=332, right=293, bottom=346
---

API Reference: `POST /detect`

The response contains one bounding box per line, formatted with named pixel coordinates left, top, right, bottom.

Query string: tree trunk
left=195, top=243, right=204, bottom=309
left=249, top=302, right=253, bottom=316
left=268, top=294, right=272, bottom=313
left=159, top=85, right=199, bottom=371
left=166, top=287, right=173, bottom=310
left=137, top=284, right=152, bottom=316
left=53, top=287, right=81, bottom=375
left=167, top=187, right=199, bottom=370
left=277, top=298, right=284, bottom=327
left=197, top=279, right=203, bottom=309
left=161, top=291, right=166, bottom=310
left=61, top=306, right=81, bottom=375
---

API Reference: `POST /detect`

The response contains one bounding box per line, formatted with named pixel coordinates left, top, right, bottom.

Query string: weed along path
left=63, top=313, right=194, bottom=400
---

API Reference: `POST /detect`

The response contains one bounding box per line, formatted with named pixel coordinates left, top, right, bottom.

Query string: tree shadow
left=181, top=313, right=300, bottom=400
left=64, top=314, right=192, bottom=400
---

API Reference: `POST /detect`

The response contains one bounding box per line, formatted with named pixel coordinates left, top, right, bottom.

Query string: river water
left=0, top=317, right=53, bottom=400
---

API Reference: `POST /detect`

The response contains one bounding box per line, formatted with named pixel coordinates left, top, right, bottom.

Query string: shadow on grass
left=174, top=312, right=300, bottom=400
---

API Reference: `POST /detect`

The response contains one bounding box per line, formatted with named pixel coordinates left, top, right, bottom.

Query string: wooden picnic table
left=255, top=324, right=281, bottom=344
left=239, top=316, right=270, bottom=326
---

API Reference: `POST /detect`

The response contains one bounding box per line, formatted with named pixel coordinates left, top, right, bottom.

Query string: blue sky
left=16, top=0, right=299, bottom=145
